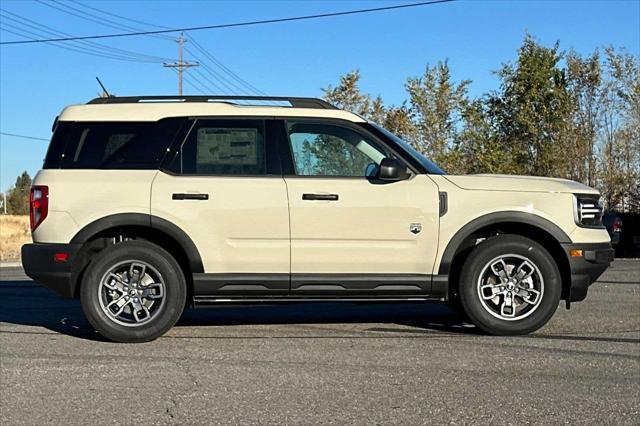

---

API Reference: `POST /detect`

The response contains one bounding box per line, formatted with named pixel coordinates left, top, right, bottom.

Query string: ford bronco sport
left=21, top=96, right=614, bottom=343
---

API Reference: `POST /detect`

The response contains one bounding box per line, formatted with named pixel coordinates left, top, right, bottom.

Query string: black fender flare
left=70, top=213, right=204, bottom=273
left=437, top=211, right=571, bottom=275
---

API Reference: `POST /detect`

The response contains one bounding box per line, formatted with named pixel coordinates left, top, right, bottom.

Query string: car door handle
left=302, top=193, right=339, bottom=201
left=172, top=193, right=209, bottom=200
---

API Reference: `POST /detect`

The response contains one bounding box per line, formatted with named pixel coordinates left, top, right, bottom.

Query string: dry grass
left=0, top=215, right=31, bottom=262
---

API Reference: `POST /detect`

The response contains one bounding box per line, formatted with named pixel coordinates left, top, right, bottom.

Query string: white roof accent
left=58, top=103, right=365, bottom=122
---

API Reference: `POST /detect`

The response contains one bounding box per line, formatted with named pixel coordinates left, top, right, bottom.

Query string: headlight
left=573, top=194, right=604, bottom=228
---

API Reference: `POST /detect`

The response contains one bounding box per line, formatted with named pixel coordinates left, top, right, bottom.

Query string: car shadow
left=0, top=277, right=474, bottom=341
left=1, top=277, right=637, bottom=344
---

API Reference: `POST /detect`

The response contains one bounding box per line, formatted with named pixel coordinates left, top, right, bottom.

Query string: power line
left=66, top=0, right=170, bottom=31
left=188, top=36, right=266, bottom=95
left=0, top=26, right=161, bottom=63
left=38, top=0, right=174, bottom=41
left=36, top=0, right=164, bottom=37
left=187, top=70, right=215, bottom=94
left=0, top=1, right=455, bottom=45
left=18, top=2, right=265, bottom=94
left=184, top=46, right=250, bottom=94
left=185, top=37, right=266, bottom=95
left=62, top=2, right=265, bottom=95
left=0, top=132, right=49, bottom=141
left=0, top=8, right=172, bottom=63
left=169, top=67, right=206, bottom=94
left=191, top=67, right=228, bottom=94
left=63, top=2, right=264, bottom=95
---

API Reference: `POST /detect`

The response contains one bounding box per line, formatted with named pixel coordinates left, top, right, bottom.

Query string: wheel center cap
left=129, top=289, right=137, bottom=297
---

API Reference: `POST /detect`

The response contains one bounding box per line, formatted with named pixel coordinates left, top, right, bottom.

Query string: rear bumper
left=610, top=232, right=620, bottom=246
left=562, top=242, right=614, bottom=302
left=21, top=243, right=82, bottom=298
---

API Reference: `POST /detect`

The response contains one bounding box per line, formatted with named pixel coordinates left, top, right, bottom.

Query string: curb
left=0, top=262, right=22, bottom=268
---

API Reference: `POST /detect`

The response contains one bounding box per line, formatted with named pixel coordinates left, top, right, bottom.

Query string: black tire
left=80, top=240, right=186, bottom=343
left=459, top=234, right=561, bottom=335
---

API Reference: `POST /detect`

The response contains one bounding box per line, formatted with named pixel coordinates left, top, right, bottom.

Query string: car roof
left=58, top=96, right=366, bottom=123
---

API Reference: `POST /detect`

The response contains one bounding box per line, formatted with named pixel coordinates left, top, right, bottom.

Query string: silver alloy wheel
left=98, top=260, right=166, bottom=327
left=476, top=254, right=544, bottom=321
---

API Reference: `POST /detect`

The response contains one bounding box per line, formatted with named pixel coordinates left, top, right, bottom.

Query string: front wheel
left=80, top=240, right=186, bottom=343
left=459, top=234, right=561, bottom=335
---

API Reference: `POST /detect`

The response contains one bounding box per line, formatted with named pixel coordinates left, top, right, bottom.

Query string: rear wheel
left=459, top=234, right=561, bottom=335
left=80, top=240, right=186, bottom=343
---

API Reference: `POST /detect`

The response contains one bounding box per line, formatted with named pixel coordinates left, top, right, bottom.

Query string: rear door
left=280, top=119, right=440, bottom=296
left=151, top=119, right=290, bottom=296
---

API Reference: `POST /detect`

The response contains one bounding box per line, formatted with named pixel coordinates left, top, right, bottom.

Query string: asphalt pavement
left=1, top=260, right=639, bottom=425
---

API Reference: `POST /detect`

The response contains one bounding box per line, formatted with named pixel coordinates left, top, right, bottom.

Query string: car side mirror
left=378, top=158, right=409, bottom=181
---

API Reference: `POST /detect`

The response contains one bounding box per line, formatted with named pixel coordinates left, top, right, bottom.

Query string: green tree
left=489, top=34, right=572, bottom=176
left=597, top=48, right=640, bottom=211
left=321, top=69, right=416, bottom=172
left=318, top=38, right=639, bottom=213
left=565, top=49, right=602, bottom=186
left=381, top=104, right=416, bottom=140
left=322, top=70, right=373, bottom=117
left=457, top=99, right=512, bottom=174
left=6, top=171, right=32, bottom=215
left=322, top=69, right=415, bottom=135
left=406, top=61, right=470, bottom=173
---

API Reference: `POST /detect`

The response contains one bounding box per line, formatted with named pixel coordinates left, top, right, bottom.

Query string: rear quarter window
left=43, top=118, right=185, bottom=169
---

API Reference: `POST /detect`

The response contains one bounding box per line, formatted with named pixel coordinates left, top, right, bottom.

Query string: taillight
left=613, top=219, right=622, bottom=232
left=29, top=185, right=49, bottom=231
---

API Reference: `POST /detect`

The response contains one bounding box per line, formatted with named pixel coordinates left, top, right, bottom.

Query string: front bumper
left=561, top=242, right=614, bottom=302
left=21, top=243, right=82, bottom=298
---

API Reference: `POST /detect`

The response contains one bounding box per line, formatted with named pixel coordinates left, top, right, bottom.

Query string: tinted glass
left=365, top=122, right=445, bottom=175
left=287, top=122, right=388, bottom=177
left=42, top=122, right=69, bottom=169
left=44, top=119, right=184, bottom=169
left=172, top=119, right=266, bottom=175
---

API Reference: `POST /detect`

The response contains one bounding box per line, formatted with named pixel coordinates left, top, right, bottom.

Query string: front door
left=281, top=120, right=440, bottom=296
left=151, top=119, right=290, bottom=296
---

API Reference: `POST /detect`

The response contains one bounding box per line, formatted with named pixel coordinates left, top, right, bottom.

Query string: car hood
left=444, top=174, right=599, bottom=194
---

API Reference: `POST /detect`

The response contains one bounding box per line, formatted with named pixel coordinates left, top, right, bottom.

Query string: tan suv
left=21, top=96, right=614, bottom=342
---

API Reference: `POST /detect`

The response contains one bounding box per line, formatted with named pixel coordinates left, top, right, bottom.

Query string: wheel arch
left=69, top=213, right=203, bottom=299
left=440, top=212, right=572, bottom=300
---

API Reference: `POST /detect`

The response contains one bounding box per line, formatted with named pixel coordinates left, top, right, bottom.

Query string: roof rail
left=86, top=95, right=337, bottom=109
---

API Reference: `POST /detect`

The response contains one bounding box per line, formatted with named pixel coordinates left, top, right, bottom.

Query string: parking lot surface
left=1, top=260, right=639, bottom=425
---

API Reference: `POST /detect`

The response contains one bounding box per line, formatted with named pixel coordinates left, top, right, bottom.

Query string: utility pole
left=163, top=33, right=199, bottom=96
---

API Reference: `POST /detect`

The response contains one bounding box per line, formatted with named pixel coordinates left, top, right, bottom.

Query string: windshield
left=367, top=122, right=445, bottom=175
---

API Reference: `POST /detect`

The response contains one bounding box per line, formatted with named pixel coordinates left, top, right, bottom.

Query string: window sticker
left=196, top=128, right=258, bottom=166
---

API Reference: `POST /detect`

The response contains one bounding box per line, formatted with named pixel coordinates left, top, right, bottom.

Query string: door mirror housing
left=378, top=158, right=410, bottom=181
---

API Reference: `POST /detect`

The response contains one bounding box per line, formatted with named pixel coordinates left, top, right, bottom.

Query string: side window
left=287, top=122, right=388, bottom=177
left=50, top=119, right=184, bottom=169
left=172, top=120, right=266, bottom=175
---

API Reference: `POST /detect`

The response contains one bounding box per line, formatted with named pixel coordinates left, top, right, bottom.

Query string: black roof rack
left=86, top=95, right=337, bottom=109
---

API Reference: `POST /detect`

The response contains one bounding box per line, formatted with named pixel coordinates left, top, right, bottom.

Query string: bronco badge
left=410, top=223, right=422, bottom=235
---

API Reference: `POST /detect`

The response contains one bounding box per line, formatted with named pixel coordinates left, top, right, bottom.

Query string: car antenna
left=96, top=76, right=113, bottom=98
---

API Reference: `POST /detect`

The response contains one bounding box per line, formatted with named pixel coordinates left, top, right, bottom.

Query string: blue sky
left=1, top=0, right=639, bottom=192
